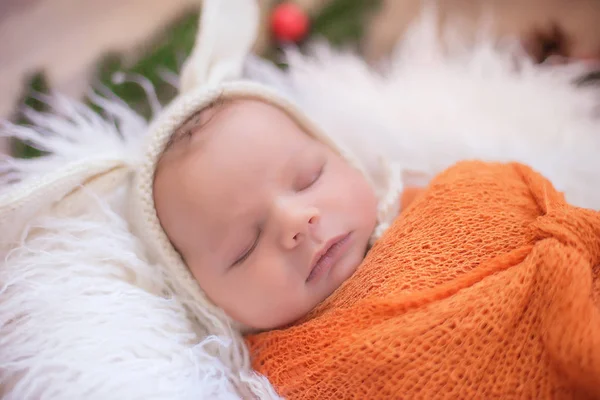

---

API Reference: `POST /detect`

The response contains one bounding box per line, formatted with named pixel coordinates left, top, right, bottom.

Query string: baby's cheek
left=241, top=254, right=305, bottom=326
left=352, top=173, right=379, bottom=220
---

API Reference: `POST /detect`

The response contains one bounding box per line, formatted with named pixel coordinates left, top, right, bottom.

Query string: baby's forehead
left=156, top=99, right=334, bottom=192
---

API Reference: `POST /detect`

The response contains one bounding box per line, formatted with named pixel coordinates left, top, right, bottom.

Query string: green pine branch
left=311, top=0, right=381, bottom=47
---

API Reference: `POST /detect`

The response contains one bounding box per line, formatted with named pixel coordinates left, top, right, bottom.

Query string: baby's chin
left=337, top=235, right=370, bottom=280
left=240, top=272, right=358, bottom=333
left=324, top=252, right=362, bottom=296
left=308, top=240, right=367, bottom=309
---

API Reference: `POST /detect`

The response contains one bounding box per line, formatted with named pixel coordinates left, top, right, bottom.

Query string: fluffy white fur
left=1, top=193, right=238, bottom=399
left=1, top=15, right=599, bottom=400
left=247, top=17, right=600, bottom=210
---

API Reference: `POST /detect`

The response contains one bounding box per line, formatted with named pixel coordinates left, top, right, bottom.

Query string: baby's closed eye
left=231, top=229, right=261, bottom=269
left=295, top=155, right=327, bottom=192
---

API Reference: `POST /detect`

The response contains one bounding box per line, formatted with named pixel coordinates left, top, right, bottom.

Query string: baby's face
left=154, top=100, right=378, bottom=331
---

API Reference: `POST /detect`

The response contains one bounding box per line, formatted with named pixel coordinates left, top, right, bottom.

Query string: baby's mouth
left=306, top=233, right=352, bottom=283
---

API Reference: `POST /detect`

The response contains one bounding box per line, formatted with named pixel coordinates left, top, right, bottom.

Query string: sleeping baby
left=147, top=97, right=600, bottom=400
left=124, top=0, right=600, bottom=399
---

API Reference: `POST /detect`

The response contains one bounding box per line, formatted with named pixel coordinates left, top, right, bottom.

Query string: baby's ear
left=179, top=0, right=260, bottom=92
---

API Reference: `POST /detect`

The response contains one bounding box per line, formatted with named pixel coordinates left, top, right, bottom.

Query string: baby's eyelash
left=232, top=230, right=261, bottom=267
left=315, top=163, right=325, bottom=181
left=299, top=162, right=326, bottom=191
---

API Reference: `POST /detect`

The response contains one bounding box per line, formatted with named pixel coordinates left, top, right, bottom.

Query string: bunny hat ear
left=179, top=0, right=260, bottom=91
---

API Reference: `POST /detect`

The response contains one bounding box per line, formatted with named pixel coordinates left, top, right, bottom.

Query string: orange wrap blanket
left=246, top=161, right=600, bottom=399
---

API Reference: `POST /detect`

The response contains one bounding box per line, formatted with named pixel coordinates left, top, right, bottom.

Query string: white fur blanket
left=1, top=17, right=599, bottom=400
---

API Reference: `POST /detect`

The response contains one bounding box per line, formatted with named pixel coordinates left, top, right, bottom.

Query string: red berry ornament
left=270, top=2, right=310, bottom=44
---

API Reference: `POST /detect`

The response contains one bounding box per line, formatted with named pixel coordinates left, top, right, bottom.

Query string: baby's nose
left=279, top=205, right=320, bottom=250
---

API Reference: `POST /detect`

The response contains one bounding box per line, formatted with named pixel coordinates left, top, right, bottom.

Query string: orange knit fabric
left=245, top=161, right=600, bottom=400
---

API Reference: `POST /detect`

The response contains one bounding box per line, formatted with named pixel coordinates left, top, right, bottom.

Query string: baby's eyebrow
left=164, top=113, right=202, bottom=151
left=163, top=97, right=230, bottom=154
left=279, top=142, right=311, bottom=177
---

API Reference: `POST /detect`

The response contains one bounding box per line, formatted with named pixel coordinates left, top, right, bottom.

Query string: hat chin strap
left=179, top=0, right=260, bottom=93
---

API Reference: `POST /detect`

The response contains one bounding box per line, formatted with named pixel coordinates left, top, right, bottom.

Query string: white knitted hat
left=128, top=0, right=401, bottom=332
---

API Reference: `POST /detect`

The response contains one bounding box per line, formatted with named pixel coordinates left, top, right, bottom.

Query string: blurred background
left=2, top=0, right=600, bottom=156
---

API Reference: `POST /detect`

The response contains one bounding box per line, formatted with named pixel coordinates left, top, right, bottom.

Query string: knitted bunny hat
left=129, top=0, right=402, bottom=334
